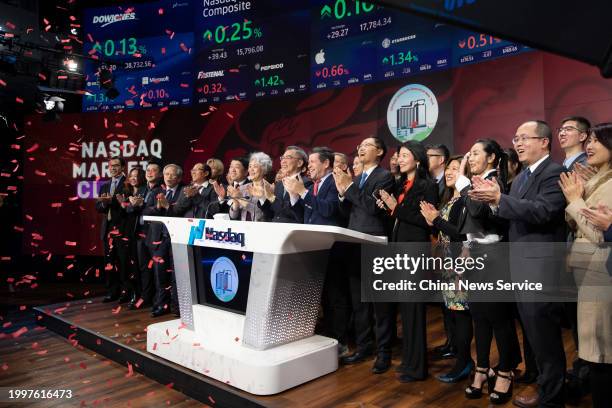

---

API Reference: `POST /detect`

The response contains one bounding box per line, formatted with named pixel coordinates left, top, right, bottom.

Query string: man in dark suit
left=210, top=157, right=249, bottom=216
left=170, top=163, right=217, bottom=219
left=333, top=136, right=395, bottom=367
left=95, top=156, right=129, bottom=303
left=143, top=163, right=184, bottom=317
left=259, top=146, right=312, bottom=223
left=469, top=120, right=567, bottom=408
left=125, top=160, right=163, bottom=309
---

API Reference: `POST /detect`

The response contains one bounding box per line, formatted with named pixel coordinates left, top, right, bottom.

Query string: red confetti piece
left=50, top=202, right=62, bottom=208
left=152, top=343, right=157, bottom=351
left=226, top=112, right=234, bottom=119
left=1, top=256, right=11, bottom=261
left=234, top=337, right=240, bottom=342
left=65, top=241, right=77, bottom=246
left=5, top=22, right=16, bottom=30
left=13, top=226, right=24, bottom=232
left=36, top=350, right=48, bottom=355
left=135, top=298, right=144, bottom=308
left=15, top=97, right=24, bottom=104
left=193, top=343, right=201, bottom=347
left=208, top=396, right=216, bottom=404
left=80, top=362, right=87, bottom=369
left=159, top=106, right=169, bottom=112
left=19, top=305, right=26, bottom=311
left=12, top=326, right=28, bottom=338
left=0, top=79, right=7, bottom=87
left=126, top=362, right=134, bottom=377
left=112, top=306, right=121, bottom=314
left=165, top=382, right=174, bottom=389
left=158, top=8, right=164, bottom=15
left=34, top=170, right=46, bottom=176
left=1, top=364, right=8, bottom=371
left=26, top=143, right=40, bottom=153
left=25, top=214, right=33, bottom=221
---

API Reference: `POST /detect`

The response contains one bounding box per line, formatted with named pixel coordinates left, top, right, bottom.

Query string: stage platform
left=34, top=297, right=589, bottom=408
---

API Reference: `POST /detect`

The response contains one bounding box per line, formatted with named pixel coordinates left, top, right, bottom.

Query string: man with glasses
left=258, top=146, right=312, bottom=223
left=426, top=144, right=450, bottom=197
left=95, top=157, right=128, bottom=303
left=333, top=136, right=394, bottom=369
left=469, top=120, right=567, bottom=408
left=558, top=116, right=590, bottom=170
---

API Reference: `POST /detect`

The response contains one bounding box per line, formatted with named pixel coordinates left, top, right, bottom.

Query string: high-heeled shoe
left=465, top=367, right=494, bottom=399
left=490, top=370, right=514, bottom=405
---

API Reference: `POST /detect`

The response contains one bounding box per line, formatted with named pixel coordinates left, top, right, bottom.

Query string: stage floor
left=32, top=298, right=590, bottom=407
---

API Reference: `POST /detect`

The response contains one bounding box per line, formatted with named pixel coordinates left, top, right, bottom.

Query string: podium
left=143, top=216, right=386, bottom=395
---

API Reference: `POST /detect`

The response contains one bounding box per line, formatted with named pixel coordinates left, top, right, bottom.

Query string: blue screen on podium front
left=192, top=247, right=253, bottom=315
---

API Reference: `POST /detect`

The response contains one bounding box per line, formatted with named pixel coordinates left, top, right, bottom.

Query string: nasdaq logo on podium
left=210, top=256, right=239, bottom=302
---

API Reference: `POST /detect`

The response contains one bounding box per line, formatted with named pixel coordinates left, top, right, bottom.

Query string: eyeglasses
left=279, top=155, right=297, bottom=161
left=557, top=126, right=584, bottom=134
left=512, top=135, right=545, bottom=145
left=357, top=142, right=377, bottom=150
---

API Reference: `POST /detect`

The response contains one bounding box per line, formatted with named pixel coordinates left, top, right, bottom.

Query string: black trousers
left=102, top=232, right=130, bottom=297
left=148, top=239, right=173, bottom=310
left=451, top=309, right=473, bottom=371
left=398, top=302, right=427, bottom=379
left=322, top=243, right=352, bottom=344
left=471, top=301, right=520, bottom=371
left=136, top=237, right=154, bottom=304
left=442, top=304, right=456, bottom=345
left=590, top=362, right=612, bottom=408
left=517, top=302, right=566, bottom=408
left=515, top=304, right=538, bottom=374
left=348, top=244, right=374, bottom=351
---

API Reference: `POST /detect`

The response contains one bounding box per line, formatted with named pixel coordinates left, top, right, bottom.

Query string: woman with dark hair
left=505, top=148, right=523, bottom=191
left=117, top=167, right=147, bottom=308
left=457, top=138, right=519, bottom=404
left=421, top=155, right=473, bottom=383
left=560, top=122, right=612, bottom=408
left=376, top=140, right=439, bottom=382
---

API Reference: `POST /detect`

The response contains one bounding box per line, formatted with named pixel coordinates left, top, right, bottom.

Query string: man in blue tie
left=333, top=136, right=394, bottom=368
left=95, top=156, right=127, bottom=303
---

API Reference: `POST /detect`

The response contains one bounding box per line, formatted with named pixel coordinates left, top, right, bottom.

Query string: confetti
left=15, top=97, right=24, bottom=104
left=126, top=362, right=134, bottom=377
left=65, top=241, right=77, bottom=246
left=12, top=326, right=28, bottom=338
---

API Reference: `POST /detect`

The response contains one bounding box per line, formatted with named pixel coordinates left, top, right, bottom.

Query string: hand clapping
left=559, top=171, right=584, bottom=203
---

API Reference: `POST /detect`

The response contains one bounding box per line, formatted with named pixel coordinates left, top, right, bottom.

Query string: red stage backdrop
left=22, top=51, right=612, bottom=256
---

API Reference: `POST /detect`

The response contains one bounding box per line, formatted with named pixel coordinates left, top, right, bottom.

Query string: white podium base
left=146, top=319, right=338, bottom=395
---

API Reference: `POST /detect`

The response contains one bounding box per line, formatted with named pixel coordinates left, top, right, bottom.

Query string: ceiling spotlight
left=66, top=60, right=78, bottom=72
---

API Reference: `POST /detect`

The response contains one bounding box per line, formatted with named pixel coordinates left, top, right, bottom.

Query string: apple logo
left=315, top=49, right=325, bottom=65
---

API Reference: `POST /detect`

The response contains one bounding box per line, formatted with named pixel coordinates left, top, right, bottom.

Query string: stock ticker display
left=83, top=0, right=195, bottom=112
left=82, top=0, right=529, bottom=111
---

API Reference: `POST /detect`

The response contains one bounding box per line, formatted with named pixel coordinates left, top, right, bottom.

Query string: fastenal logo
left=92, top=12, right=136, bottom=28
left=387, top=84, right=439, bottom=142
left=211, top=256, right=239, bottom=303
left=197, top=70, right=224, bottom=79
left=205, top=227, right=245, bottom=247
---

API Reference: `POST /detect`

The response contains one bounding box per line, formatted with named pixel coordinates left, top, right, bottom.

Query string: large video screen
left=81, top=0, right=528, bottom=112
left=82, top=0, right=194, bottom=111
left=193, top=247, right=253, bottom=315
left=193, top=0, right=310, bottom=103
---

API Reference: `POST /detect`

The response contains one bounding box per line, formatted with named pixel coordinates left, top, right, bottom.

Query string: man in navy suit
left=170, top=163, right=217, bottom=219
left=95, top=156, right=128, bottom=303
left=469, top=121, right=567, bottom=408
left=333, top=136, right=395, bottom=366
left=143, top=164, right=184, bottom=317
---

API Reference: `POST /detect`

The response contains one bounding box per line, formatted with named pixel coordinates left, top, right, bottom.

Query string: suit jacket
left=207, top=179, right=247, bottom=216
left=566, top=151, right=588, bottom=171
left=302, top=174, right=340, bottom=226
left=341, top=166, right=395, bottom=236
left=169, top=183, right=218, bottom=219
left=260, top=177, right=313, bottom=223
left=142, top=184, right=184, bottom=247
left=95, top=175, right=126, bottom=241
left=497, top=157, right=567, bottom=288
left=458, top=170, right=508, bottom=239
left=391, top=176, right=439, bottom=242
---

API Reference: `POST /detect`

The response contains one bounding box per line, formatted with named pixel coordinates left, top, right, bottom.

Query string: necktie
left=359, top=172, right=368, bottom=189
left=166, top=189, right=173, bottom=202
left=516, top=169, right=531, bottom=194
left=313, top=179, right=321, bottom=196
left=110, top=179, right=117, bottom=195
